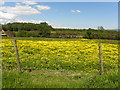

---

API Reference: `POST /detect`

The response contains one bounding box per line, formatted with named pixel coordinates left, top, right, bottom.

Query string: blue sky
left=2, top=0, right=119, bottom=2
left=0, top=1, right=118, bottom=29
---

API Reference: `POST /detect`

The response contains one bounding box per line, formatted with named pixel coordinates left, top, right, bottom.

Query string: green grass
left=2, top=37, right=119, bottom=44
left=82, top=70, right=119, bottom=88
left=2, top=70, right=119, bottom=88
left=2, top=37, right=82, bottom=41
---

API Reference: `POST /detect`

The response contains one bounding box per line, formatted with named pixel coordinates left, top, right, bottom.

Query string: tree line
left=2, top=22, right=119, bottom=40
left=2, top=22, right=53, bottom=37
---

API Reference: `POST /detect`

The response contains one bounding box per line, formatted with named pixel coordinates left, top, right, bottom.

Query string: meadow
left=2, top=38, right=119, bottom=88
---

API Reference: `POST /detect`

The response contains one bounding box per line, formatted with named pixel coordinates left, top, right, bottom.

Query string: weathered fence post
left=13, top=40, right=22, bottom=72
left=98, top=43, right=103, bottom=75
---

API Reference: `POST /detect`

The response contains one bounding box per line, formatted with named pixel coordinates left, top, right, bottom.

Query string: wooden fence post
left=13, top=40, right=22, bottom=72
left=98, top=43, right=103, bottom=75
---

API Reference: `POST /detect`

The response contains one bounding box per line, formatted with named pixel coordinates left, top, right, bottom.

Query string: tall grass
left=2, top=70, right=119, bottom=88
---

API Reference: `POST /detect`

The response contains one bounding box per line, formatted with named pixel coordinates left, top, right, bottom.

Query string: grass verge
left=2, top=70, right=119, bottom=88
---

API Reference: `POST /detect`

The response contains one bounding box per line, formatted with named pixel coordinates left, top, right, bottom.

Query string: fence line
left=13, top=40, right=22, bottom=72
left=98, top=43, right=103, bottom=75
left=3, top=40, right=117, bottom=74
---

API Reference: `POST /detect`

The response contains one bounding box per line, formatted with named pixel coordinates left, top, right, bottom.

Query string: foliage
left=16, top=30, right=40, bottom=37
left=98, top=26, right=105, bottom=30
left=84, top=28, right=94, bottom=39
left=16, top=30, right=27, bottom=37
left=2, top=22, right=119, bottom=40
left=2, top=22, right=53, bottom=37
left=84, top=30, right=93, bottom=39
left=39, top=22, right=52, bottom=37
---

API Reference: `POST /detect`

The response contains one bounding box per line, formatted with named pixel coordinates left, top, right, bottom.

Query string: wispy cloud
left=0, top=17, right=47, bottom=24
left=22, top=1, right=37, bottom=5
left=16, top=3, right=21, bottom=6
left=71, top=10, right=80, bottom=13
left=0, top=6, right=40, bottom=16
left=36, top=5, right=51, bottom=10
left=12, top=18, right=46, bottom=24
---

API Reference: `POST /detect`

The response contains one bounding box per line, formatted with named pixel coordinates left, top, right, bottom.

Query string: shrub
left=16, top=30, right=40, bottom=37
left=84, top=30, right=94, bottom=39
left=16, top=30, right=27, bottom=37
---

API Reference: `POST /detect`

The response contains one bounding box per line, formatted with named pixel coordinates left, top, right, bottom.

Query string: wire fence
left=2, top=39, right=118, bottom=74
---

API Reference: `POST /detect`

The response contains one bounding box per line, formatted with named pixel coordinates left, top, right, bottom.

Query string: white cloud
left=0, top=19, right=9, bottom=24
left=14, top=18, right=46, bottom=24
left=0, top=6, right=40, bottom=15
left=48, top=22, right=62, bottom=27
left=0, top=16, right=61, bottom=28
left=0, top=17, right=48, bottom=24
left=0, top=17, right=73, bottom=29
left=0, top=1, right=4, bottom=5
left=16, top=3, right=21, bottom=6
left=71, top=10, right=80, bottom=13
left=0, top=11, right=17, bottom=19
left=0, top=3, right=51, bottom=24
left=52, top=26, right=70, bottom=29
left=15, top=19, right=69, bottom=29
left=22, top=1, right=37, bottom=5
left=36, top=5, right=51, bottom=10
left=0, top=5, right=41, bottom=24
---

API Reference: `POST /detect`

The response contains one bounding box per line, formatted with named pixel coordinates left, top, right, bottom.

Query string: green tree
left=39, top=22, right=53, bottom=37
left=98, top=26, right=105, bottom=30
left=84, top=28, right=94, bottom=39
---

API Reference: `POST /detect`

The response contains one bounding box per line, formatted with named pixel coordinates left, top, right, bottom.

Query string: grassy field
left=2, top=37, right=119, bottom=88
left=2, top=70, right=119, bottom=88
left=2, top=37, right=119, bottom=42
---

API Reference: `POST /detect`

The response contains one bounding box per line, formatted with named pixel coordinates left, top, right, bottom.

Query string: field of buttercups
left=2, top=39, right=118, bottom=72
